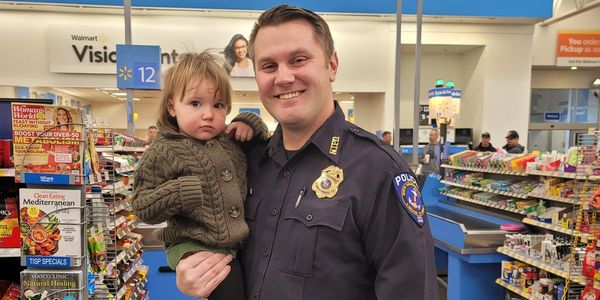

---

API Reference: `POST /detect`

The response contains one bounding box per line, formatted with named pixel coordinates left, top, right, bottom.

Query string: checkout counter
left=423, top=175, right=522, bottom=300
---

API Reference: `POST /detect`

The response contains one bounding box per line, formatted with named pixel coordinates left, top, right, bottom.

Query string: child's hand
left=226, top=121, right=254, bottom=142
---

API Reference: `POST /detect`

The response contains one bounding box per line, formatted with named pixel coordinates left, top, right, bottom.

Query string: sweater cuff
left=178, top=176, right=202, bottom=211
left=232, top=112, right=269, bottom=140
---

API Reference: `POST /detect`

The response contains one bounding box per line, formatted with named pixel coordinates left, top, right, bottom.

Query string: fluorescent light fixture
left=111, top=92, right=127, bottom=96
left=133, top=98, right=141, bottom=101
left=340, top=100, right=354, bottom=104
left=570, top=66, right=578, bottom=70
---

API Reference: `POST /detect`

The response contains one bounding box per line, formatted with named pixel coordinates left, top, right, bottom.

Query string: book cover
left=21, top=269, right=83, bottom=300
left=11, top=104, right=84, bottom=184
left=19, top=188, right=82, bottom=258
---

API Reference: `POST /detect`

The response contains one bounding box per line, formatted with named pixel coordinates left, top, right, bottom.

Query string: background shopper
left=474, top=132, right=496, bottom=152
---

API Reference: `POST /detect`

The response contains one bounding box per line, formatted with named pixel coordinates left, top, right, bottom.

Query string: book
left=19, top=188, right=82, bottom=261
left=21, top=269, right=83, bottom=300
left=11, top=104, right=84, bottom=184
left=0, top=197, right=19, bottom=248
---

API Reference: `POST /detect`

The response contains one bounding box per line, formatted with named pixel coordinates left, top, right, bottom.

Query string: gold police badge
left=312, top=165, right=344, bottom=198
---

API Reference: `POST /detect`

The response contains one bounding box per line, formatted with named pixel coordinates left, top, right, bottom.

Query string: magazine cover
left=21, top=269, right=83, bottom=300
left=0, top=197, right=19, bottom=248
left=11, top=104, right=83, bottom=183
left=19, top=188, right=82, bottom=258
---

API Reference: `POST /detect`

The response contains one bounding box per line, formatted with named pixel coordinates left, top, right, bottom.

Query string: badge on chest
left=312, top=165, right=344, bottom=198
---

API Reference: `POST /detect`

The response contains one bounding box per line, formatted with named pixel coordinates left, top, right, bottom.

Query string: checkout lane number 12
left=138, top=66, right=156, bottom=83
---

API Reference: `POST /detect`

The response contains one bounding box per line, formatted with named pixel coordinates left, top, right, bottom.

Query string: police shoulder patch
left=393, top=172, right=425, bottom=227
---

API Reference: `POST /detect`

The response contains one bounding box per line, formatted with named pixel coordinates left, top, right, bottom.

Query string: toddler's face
left=168, top=78, right=227, bottom=141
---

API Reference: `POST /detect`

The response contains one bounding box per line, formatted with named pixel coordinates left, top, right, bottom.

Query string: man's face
left=382, top=134, right=392, bottom=145
left=429, top=130, right=439, bottom=144
left=506, top=136, right=518, bottom=146
left=149, top=128, right=158, bottom=140
left=482, top=136, right=490, bottom=145
left=253, top=19, right=338, bottom=132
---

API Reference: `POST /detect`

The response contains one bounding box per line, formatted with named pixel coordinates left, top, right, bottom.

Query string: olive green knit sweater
left=132, top=113, right=267, bottom=260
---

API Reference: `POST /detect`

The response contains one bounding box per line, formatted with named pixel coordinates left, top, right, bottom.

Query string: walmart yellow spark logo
left=118, top=65, right=133, bottom=81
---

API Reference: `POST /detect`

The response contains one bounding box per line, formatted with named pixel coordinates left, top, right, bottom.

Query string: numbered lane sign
left=116, top=45, right=161, bottom=90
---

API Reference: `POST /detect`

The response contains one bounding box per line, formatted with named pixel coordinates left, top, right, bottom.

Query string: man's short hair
left=505, top=130, right=519, bottom=140
left=249, top=5, right=335, bottom=62
left=481, top=132, right=490, bottom=138
left=148, top=125, right=158, bottom=130
left=382, top=131, right=391, bottom=136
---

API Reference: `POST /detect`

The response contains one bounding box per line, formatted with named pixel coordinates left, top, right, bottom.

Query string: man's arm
left=362, top=168, right=437, bottom=299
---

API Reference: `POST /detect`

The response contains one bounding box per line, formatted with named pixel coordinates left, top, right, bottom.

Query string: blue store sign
left=544, top=112, right=561, bottom=121
left=116, top=45, right=161, bottom=90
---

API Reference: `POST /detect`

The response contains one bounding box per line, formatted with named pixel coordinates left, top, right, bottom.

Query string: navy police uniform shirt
left=241, top=103, right=437, bottom=300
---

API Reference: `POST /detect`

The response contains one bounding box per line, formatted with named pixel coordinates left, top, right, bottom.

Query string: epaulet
left=347, top=125, right=402, bottom=167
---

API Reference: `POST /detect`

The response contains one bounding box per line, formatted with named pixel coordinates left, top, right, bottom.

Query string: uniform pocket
left=282, top=197, right=349, bottom=277
left=245, top=193, right=263, bottom=221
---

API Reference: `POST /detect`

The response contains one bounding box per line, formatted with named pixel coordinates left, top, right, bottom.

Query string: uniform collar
left=265, top=101, right=346, bottom=165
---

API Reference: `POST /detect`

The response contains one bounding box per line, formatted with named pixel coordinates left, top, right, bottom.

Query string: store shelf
left=440, top=180, right=529, bottom=199
left=117, top=241, right=142, bottom=264
left=441, top=192, right=528, bottom=215
left=117, top=220, right=138, bottom=240
left=527, top=193, right=578, bottom=204
left=0, top=168, right=15, bottom=177
left=0, top=248, right=20, bottom=257
left=526, top=169, right=585, bottom=180
left=122, top=260, right=143, bottom=284
left=96, top=146, right=146, bottom=153
left=442, top=164, right=528, bottom=176
left=497, top=247, right=586, bottom=285
left=110, top=199, right=132, bottom=214
left=116, top=166, right=136, bottom=174
left=495, top=279, right=532, bottom=299
left=522, top=218, right=592, bottom=239
left=102, top=181, right=131, bottom=195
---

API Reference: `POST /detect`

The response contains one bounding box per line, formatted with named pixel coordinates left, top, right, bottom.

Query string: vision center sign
left=47, top=24, right=243, bottom=74
left=556, top=30, right=600, bottom=67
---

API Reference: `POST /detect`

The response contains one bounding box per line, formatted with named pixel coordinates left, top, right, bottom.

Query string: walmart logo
left=118, top=65, right=133, bottom=81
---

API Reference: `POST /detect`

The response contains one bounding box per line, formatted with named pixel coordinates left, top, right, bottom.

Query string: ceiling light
left=340, top=100, right=354, bottom=104
left=111, top=92, right=127, bottom=96
left=133, top=98, right=141, bottom=101
left=571, top=66, right=578, bottom=70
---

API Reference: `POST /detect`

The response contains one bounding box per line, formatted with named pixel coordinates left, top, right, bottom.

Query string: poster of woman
left=223, top=34, right=254, bottom=77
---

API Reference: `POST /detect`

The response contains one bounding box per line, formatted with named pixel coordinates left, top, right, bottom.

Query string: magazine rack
left=16, top=116, right=89, bottom=300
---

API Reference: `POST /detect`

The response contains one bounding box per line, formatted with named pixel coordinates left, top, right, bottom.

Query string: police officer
left=175, top=5, right=437, bottom=299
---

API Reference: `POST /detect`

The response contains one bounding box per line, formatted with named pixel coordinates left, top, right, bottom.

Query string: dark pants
left=209, top=258, right=246, bottom=300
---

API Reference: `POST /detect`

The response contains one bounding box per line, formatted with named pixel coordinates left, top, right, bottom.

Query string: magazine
left=0, top=197, right=19, bottom=248
left=21, top=269, right=83, bottom=300
left=19, top=188, right=82, bottom=260
left=11, top=104, right=84, bottom=184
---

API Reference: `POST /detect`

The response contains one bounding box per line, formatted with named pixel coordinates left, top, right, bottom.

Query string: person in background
left=174, top=5, right=437, bottom=300
left=146, top=125, right=158, bottom=145
left=132, top=51, right=267, bottom=300
left=420, top=128, right=442, bottom=175
left=381, top=130, right=392, bottom=145
left=503, top=130, right=525, bottom=154
left=223, top=34, right=255, bottom=77
left=474, top=132, right=496, bottom=152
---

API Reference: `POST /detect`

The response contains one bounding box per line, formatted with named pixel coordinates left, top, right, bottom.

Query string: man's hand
left=226, top=122, right=254, bottom=142
left=175, top=252, right=233, bottom=298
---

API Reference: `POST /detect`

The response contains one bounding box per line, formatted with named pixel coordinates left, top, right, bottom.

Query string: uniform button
left=229, top=206, right=240, bottom=218
left=221, top=169, right=233, bottom=182
left=352, top=128, right=360, bottom=133
left=253, top=292, right=258, bottom=298
left=271, top=209, right=278, bottom=216
left=263, top=250, right=269, bottom=257
left=306, top=214, right=313, bottom=221
left=283, top=170, right=290, bottom=177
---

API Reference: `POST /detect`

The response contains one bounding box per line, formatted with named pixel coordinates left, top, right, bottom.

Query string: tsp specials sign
left=556, top=31, right=600, bottom=67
